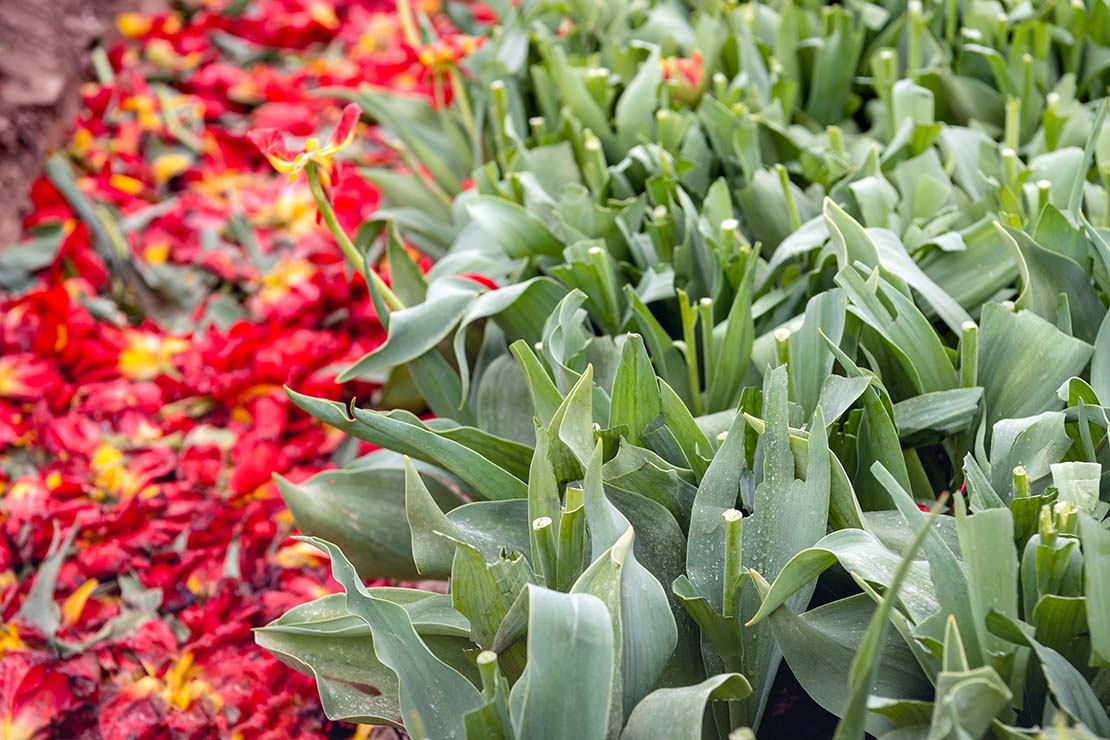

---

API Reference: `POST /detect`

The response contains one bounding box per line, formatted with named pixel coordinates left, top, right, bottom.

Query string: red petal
left=457, top=273, right=498, bottom=290
left=245, top=128, right=292, bottom=160
left=328, top=103, right=361, bottom=148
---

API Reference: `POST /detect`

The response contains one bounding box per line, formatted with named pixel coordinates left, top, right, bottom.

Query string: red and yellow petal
left=327, top=102, right=362, bottom=151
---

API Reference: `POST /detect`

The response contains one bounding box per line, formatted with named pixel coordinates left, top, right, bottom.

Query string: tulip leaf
left=287, top=390, right=527, bottom=501
left=1093, top=311, right=1110, bottom=405
left=405, top=459, right=532, bottom=578
left=1079, top=514, right=1110, bottom=669
left=475, top=352, right=537, bottom=445
left=509, top=586, right=614, bottom=740
left=454, top=277, right=567, bottom=400
left=621, top=673, right=752, bottom=740
left=747, top=528, right=938, bottom=627
left=986, top=611, right=1110, bottom=736
left=609, top=333, right=663, bottom=446
left=750, top=585, right=931, bottom=737
left=954, top=501, right=1018, bottom=656
left=275, top=464, right=464, bottom=580
left=578, top=442, right=679, bottom=718
left=977, top=303, right=1093, bottom=430
left=787, top=289, right=847, bottom=418
left=740, top=366, right=831, bottom=718
left=831, top=499, right=943, bottom=740
left=255, top=599, right=404, bottom=727
left=835, top=264, right=958, bottom=395
left=508, top=339, right=563, bottom=427
left=301, top=537, right=484, bottom=738
left=340, top=283, right=477, bottom=381
left=1003, top=225, right=1105, bottom=343
left=872, top=463, right=983, bottom=667
left=686, top=399, right=749, bottom=610
left=615, top=47, right=662, bottom=151
left=891, top=387, right=983, bottom=440
left=466, top=196, right=563, bottom=258
left=988, top=411, right=1072, bottom=497
left=450, top=542, right=529, bottom=679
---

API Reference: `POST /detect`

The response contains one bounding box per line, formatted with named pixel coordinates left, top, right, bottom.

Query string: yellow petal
left=152, top=152, right=193, bottom=185
left=308, top=1, right=340, bottom=29
left=0, top=622, right=26, bottom=657
left=264, top=153, right=300, bottom=175
left=143, top=241, right=170, bottom=265
left=109, top=174, right=145, bottom=195
left=62, top=579, right=100, bottom=627
left=116, top=13, right=153, bottom=38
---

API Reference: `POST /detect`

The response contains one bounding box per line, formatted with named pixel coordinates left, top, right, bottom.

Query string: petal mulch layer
left=0, top=1, right=448, bottom=736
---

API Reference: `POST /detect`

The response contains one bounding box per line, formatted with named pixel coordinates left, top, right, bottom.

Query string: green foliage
left=260, top=0, right=1110, bottom=737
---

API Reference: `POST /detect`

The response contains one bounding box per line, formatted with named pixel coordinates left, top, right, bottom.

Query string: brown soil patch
left=0, top=0, right=160, bottom=245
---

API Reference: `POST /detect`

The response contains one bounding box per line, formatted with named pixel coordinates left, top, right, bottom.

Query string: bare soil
left=0, top=0, right=158, bottom=245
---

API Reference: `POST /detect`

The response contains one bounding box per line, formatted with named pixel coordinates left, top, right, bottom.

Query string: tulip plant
left=255, top=0, right=1110, bottom=738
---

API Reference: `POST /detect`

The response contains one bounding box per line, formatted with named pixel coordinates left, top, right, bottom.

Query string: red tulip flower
left=247, top=103, right=361, bottom=185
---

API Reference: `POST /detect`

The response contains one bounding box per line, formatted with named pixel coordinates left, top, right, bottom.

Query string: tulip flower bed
left=248, top=0, right=1110, bottom=738
left=0, top=1, right=453, bottom=737
left=6, top=0, right=1110, bottom=739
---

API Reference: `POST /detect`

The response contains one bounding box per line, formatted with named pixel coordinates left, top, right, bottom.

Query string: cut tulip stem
left=722, top=509, right=743, bottom=619
left=1013, top=466, right=1031, bottom=499
left=532, top=516, right=559, bottom=588
left=698, top=297, right=715, bottom=387
left=477, top=651, right=501, bottom=701
left=557, top=505, right=586, bottom=591
left=773, top=327, right=792, bottom=370
left=722, top=508, right=745, bottom=732
left=959, top=321, right=978, bottom=388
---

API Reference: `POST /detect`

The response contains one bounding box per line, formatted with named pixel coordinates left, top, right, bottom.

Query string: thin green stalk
left=828, top=125, right=845, bottom=158
left=872, top=49, right=897, bottom=140
left=945, top=0, right=957, bottom=46
left=490, top=80, right=510, bottom=169
left=397, top=0, right=420, bottom=47
left=91, top=47, right=115, bottom=85
left=448, top=66, right=477, bottom=142
left=907, top=0, right=923, bottom=80
left=432, top=72, right=446, bottom=113
left=305, top=163, right=401, bottom=310
left=678, top=290, right=704, bottom=417
left=698, top=298, right=715, bottom=388
left=775, top=164, right=801, bottom=231
left=528, top=115, right=546, bottom=141
left=722, top=509, right=744, bottom=733
left=384, top=138, right=455, bottom=211
left=1004, top=97, right=1021, bottom=151
left=588, top=246, right=621, bottom=334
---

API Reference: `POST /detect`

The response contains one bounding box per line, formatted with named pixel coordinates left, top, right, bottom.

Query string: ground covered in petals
left=0, top=1, right=452, bottom=736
